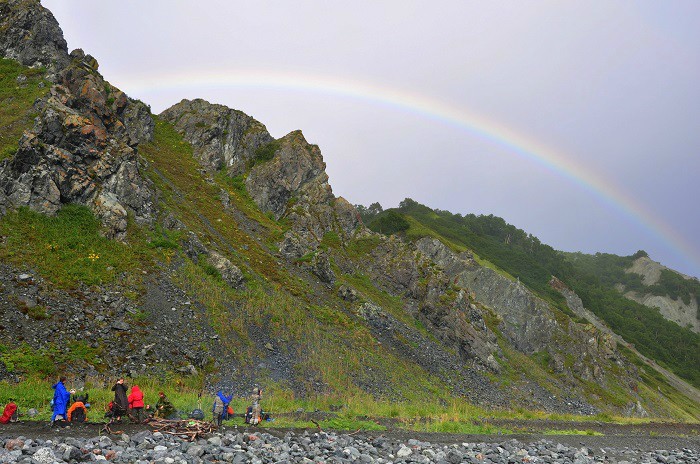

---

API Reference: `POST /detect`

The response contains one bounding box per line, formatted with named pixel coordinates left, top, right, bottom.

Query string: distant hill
left=360, top=199, right=700, bottom=390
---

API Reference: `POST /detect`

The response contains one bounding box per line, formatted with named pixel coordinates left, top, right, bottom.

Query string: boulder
left=207, top=251, right=244, bottom=288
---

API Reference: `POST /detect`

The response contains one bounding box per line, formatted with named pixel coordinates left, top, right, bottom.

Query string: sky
left=41, top=1, right=700, bottom=278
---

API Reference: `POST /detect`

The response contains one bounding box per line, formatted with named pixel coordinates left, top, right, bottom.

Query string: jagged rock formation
left=162, top=100, right=360, bottom=266
left=415, top=238, right=631, bottom=386
left=0, top=0, right=69, bottom=75
left=0, top=23, right=155, bottom=239
left=622, top=256, right=699, bottom=333
left=161, top=98, right=274, bottom=174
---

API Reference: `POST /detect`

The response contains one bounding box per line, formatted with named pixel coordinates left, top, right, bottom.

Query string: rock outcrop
left=161, top=100, right=361, bottom=258
left=0, top=0, right=70, bottom=75
left=623, top=256, right=699, bottom=333
left=0, top=43, right=155, bottom=238
left=161, top=98, right=274, bottom=174
left=415, top=237, right=631, bottom=385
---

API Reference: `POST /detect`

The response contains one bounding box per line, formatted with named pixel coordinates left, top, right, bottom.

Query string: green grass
left=142, top=118, right=298, bottom=293
left=0, top=341, right=104, bottom=378
left=0, top=205, right=155, bottom=288
left=1, top=374, right=694, bottom=429
left=543, top=429, right=603, bottom=436
left=0, top=57, right=49, bottom=161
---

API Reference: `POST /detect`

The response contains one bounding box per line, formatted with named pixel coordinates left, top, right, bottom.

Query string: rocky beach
left=1, top=423, right=699, bottom=463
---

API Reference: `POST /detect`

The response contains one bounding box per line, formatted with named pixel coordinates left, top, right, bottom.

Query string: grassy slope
left=0, top=57, right=48, bottom=159
left=0, top=58, right=697, bottom=422
left=362, top=202, right=700, bottom=419
left=366, top=202, right=700, bottom=388
left=140, top=118, right=448, bottom=401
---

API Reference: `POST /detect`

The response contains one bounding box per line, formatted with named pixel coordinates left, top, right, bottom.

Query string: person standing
left=249, top=387, right=262, bottom=425
left=51, top=376, right=70, bottom=425
left=211, top=391, right=232, bottom=427
left=111, top=378, right=129, bottom=422
left=128, top=385, right=145, bottom=422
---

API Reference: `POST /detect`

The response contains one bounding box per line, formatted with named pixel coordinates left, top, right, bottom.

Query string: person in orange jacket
left=128, top=385, right=145, bottom=423
left=67, top=399, right=87, bottom=423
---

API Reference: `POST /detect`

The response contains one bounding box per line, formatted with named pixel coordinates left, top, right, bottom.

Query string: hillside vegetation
left=360, top=200, right=700, bottom=389
left=1, top=0, right=699, bottom=423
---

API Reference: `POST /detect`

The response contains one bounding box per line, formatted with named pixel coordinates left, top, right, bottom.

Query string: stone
left=396, top=445, right=413, bottom=458
left=111, top=321, right=131, bottom=331
left=5, top=439, right=24, bottom=450
left=31, top=447, right=56, bottom=464
left=187, top=445, right=205, bottom=457
left=206, top=251, right=244, bottom=288
left=207, top=437, right=222, bottom=447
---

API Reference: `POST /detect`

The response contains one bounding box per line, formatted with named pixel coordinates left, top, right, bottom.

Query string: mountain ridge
left=0, top=0, right=698, bottom=420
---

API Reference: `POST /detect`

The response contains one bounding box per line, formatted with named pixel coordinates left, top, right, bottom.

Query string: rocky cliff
left=0, top=0, right=69, bottom=75
left=415, top=238, right=631, bottom=386
left=0, top=0, right=155, bottom=239
left=622, top=256, right=699, bottom=333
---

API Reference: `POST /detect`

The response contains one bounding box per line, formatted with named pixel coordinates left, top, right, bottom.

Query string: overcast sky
left=42, top=0, right=700, bottom=278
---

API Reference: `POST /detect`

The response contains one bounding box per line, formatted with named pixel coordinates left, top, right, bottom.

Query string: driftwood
left=148, top=418, right=217, bottom=441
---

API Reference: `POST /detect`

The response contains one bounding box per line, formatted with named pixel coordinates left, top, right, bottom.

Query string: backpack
left=189, top=409, right=204, bottom=420
left=72, top=406, right=86, bottom=423
left=221, top=403, right=232, bottom=420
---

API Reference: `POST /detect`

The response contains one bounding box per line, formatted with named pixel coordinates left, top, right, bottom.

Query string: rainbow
left=117, top=69, right=699, bottom=274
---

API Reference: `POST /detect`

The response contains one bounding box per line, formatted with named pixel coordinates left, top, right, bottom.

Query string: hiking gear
left=67, top=401, right=87, bottom=422
left=0, top=402, right=17, bottom=424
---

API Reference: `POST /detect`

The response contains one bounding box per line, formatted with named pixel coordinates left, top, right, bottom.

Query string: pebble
left=0, top=431, right=697, bottom=463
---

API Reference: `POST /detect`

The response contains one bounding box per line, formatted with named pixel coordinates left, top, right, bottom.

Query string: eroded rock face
left=0, top=48, right=155, bottom=239
left=0, top=0, right=70, bottom=74
left=623, top=256, right=699, bottom=333
left=415, top=237, right=634, bottom=385
left=161, top=98, right=274, bottom=173
left=246, top=130, right=331, bottom=220
left=162, top=98, right=362, bottom=255
left=343, top=233, right=502, bottom=371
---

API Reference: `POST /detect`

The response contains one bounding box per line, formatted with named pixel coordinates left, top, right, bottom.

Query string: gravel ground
left=1, top=421, right=698, bottom=463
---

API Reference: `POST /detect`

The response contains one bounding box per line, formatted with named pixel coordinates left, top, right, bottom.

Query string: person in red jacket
left=0, top=399, right=18, bottom=424
left=127, top=385, right=145, bottom=423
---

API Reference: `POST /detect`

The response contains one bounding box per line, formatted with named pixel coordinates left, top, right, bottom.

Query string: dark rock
left=0, top=0, right=70, bottom=73
left=111, top=321, right=131, bottom=331
left=161, top=98, right=273, bottom=174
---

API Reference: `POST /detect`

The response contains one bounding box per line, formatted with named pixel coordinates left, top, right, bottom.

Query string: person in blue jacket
left=51, top=376, right=70, bottom=425
left=212, top=391, right=232, bottom=427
